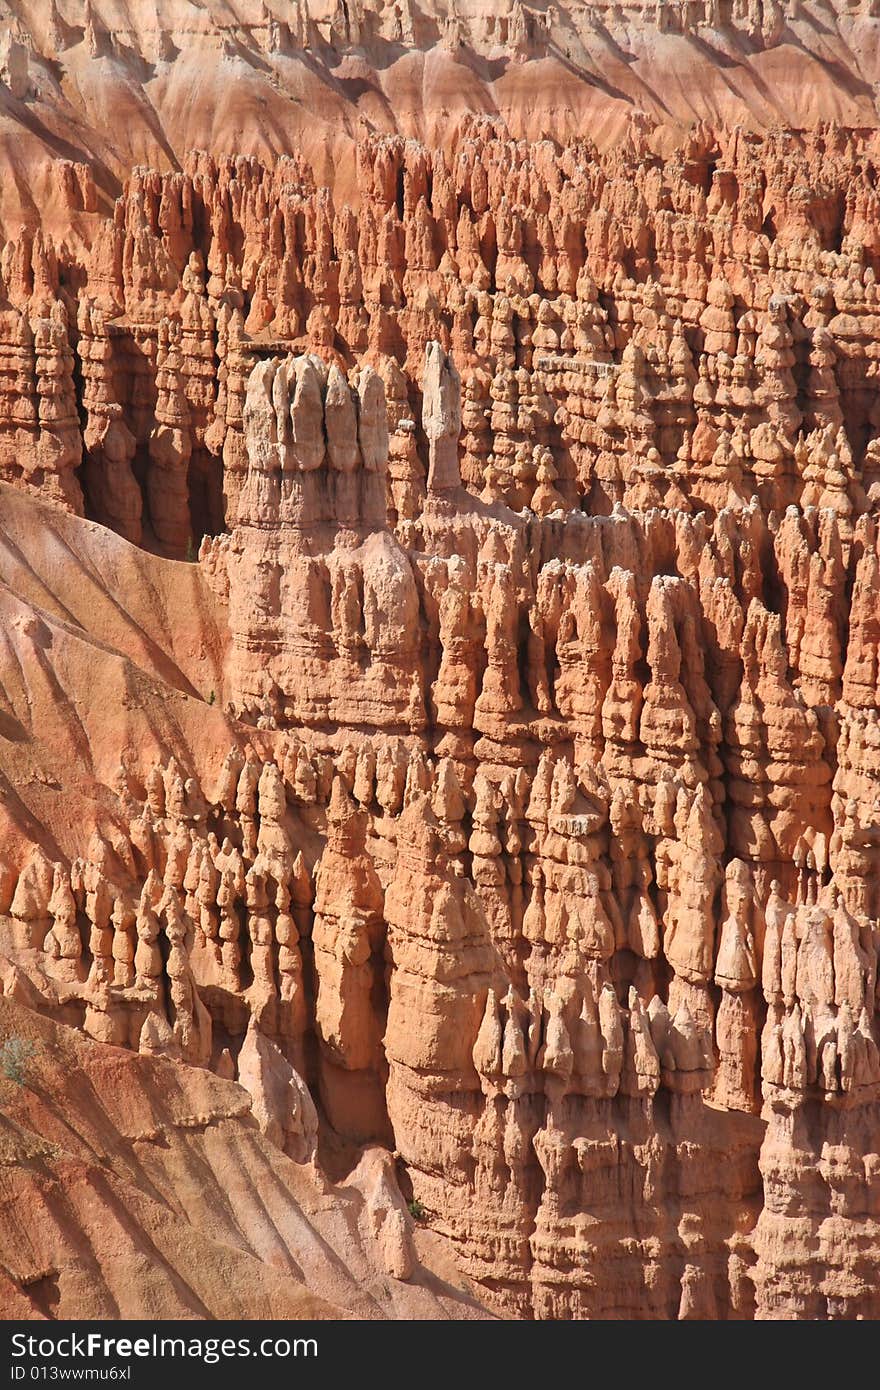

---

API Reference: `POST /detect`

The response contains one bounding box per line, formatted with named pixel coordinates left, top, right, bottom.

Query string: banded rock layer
left=0, top=326, right=878, bottom=1316
left=0, top=66, right=880, bottom=1320
left=5, top=123, right=880, bottom=549
left=3, top=0, right=880, bottom=232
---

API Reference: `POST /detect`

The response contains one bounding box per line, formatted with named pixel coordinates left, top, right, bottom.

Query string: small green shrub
left=207, top=690, right=216, bottom=706
left=185, top=537, right=197, bottom=562
left=0, top=1038, right=38, bottom=1087
left=408, top=1199, right=426, bottom=1222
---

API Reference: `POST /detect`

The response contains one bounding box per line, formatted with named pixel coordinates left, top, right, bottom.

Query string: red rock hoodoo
left=0, top=0, right=879, bottom=1323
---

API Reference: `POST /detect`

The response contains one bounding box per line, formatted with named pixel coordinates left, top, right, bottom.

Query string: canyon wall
left=0, top=23, right=879, bottom=1319
left=5, top=122, right=880, bottom=547
left=1, top=274, right=879, bottom=1314
left=3, top=0, right=880, bottom=234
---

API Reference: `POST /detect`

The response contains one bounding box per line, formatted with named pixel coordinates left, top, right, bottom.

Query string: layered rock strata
left=5, top=125, right=880, bottom=552
left=3, top=47, right=880, bottom=1319
left=1, top=330, right=879, bottom=1317
left=4, top=0, right=880, bottom=236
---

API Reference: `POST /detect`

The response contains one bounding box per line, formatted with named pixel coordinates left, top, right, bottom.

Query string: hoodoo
left=0, top=0, right=878, bottom=1324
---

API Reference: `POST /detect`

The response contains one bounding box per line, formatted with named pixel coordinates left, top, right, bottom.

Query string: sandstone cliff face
left=2, top=59, right=880, bottom=1319
left=3, top=0, right=880, bottom=237
left=1, top=318, right=878, bottom=1316
left=6, top=122, right=880, bottom=550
